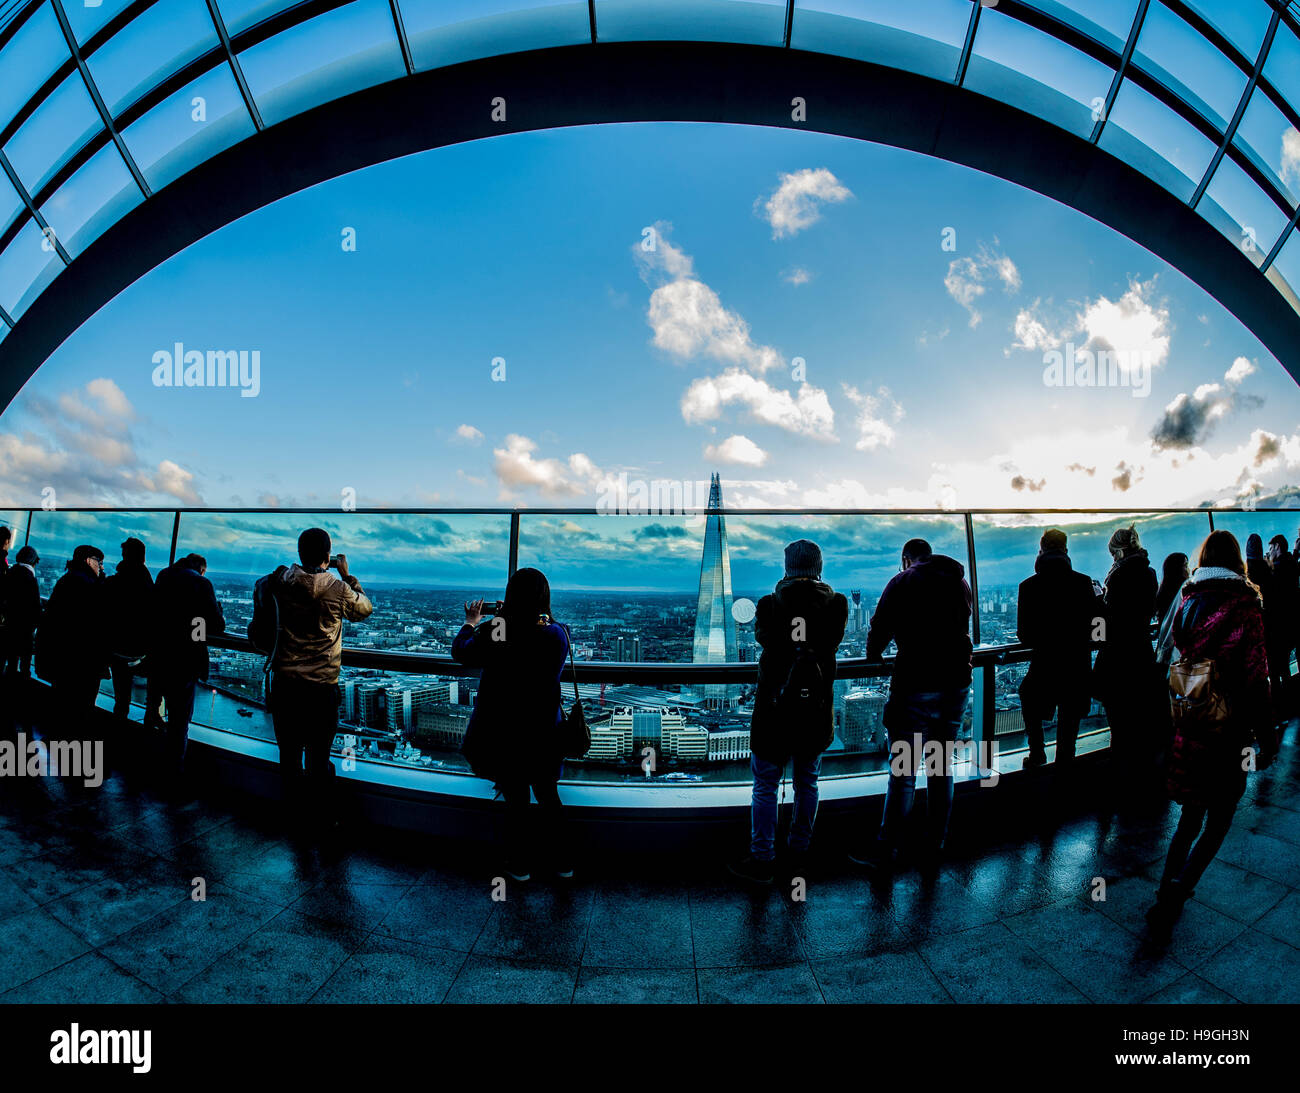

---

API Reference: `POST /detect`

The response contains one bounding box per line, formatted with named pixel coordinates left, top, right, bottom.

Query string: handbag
left=559, top=626, right=589, bottom=759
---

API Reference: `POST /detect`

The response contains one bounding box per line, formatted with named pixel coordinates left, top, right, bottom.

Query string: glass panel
left=1020, top=0, right=1139, bottom=53
left=215, top=0, right=302, bottom=38
left=595, top=0, right=787, bottom=45
left=401, top=0, right=590, bottom=71
left=0, top=2, right=69, bottom=135
left=1132, top=0, right=1248, bottom=131
left=123, top=62, right=255, bottom=190
left=0, top=168, right=23, bottom=238
left=237, top=0, right=405, bottom=128
left=970, top=511, right=1211, bottom=648
left=966, top=8, right=1115, bottom=139
left=790, top=0, right=971, bottom=83
left=0, top=217, right=62, bottom=319
left=1234, top=85, right=1300, bottom=209
left=1200, top=153, right=1290, bottom=267
left=39, top=139, right=141, bottom=257
left=174, top=511, right=512, bottom=653
left=519, top=510, right=968, bottom=781
left=1178, top=0, right=1269, bottom=62
left=1262, top=23, right=1300, bottom=112
left=85, top=0, right=219, bottom=117
left=25, top=509, right=176, bottom=598
left=0, top=512, right=26, bottom=553
left=64, top=0, right=134, bottom=44
left=1265, top=226, right=1300, bottom=314
left=2, top=68, right=102, bottom=196
left=1099, top=77, right=1218, bottom=201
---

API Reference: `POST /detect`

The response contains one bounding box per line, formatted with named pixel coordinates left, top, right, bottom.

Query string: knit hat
left=15, top=545, right=38, bottom=565
left=1245, top=533, right=1264, bottom=561
left=784, top=539, right=823, bottom=579
left=1040, top=528, right=1068, bottom=553
left=1108, top=525, right=1140, bottom=556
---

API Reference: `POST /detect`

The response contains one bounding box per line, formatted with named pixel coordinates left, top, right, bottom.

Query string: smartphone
left=479, top=598, right=502, bottom=613
left=328, top=556, right=339, bottom=569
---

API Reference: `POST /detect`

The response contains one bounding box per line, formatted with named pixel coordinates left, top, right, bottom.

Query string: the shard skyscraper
left=693, top=473, right=738, bottom=709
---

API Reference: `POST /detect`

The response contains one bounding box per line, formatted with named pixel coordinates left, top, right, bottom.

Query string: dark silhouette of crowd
left=0, top=517, right=1291, bottom=934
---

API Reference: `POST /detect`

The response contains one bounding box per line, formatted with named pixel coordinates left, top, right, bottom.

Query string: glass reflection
left=0, top=218, right=63, bottom=319
left=401, top=0, right=589, bottom=71
left=790, top=0, right=971, bottom=82
left=3, top=67, right=101, bottom=196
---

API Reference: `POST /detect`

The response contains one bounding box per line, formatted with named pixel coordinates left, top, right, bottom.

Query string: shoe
left=847, top=842, right=894, bottom=874
left=503, top=860, right=531, bottom=883
left=727, top=854, right=775, bottom=885
left=1022, top=751, right=1048, bottom=770
left=552, top=862, right=575, bottom=880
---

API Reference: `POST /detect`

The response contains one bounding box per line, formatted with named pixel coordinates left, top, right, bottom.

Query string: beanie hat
left=15, top=545, right=38, bottom=565
left=1108, top=525, right=1140, bottom=556
left=1245, top=533, right=1264, bottom=561
left=1040, top=528, right=1068, bottom=553
left=784, top=539, right=823, bottom=579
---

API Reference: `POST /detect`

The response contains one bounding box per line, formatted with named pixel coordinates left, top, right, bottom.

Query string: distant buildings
left=693, top=472, right=738, bottom=711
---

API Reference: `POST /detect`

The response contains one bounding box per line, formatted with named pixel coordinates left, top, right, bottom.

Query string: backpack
left=248, top=565, right=288, bottom=671
left=775, top=642, right=827, bottom=720
left=1168, top=657, right=1230, bottom=738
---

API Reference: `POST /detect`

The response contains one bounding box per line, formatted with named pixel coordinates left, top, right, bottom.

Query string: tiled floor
left=1, top=728, right=1296, bottom=1004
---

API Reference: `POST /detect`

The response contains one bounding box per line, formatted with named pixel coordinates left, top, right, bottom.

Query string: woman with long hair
left=1154, top=552, right=1189, bottom=632
left=1147, top=530, right=1277, bottom=934
left=452, top=567, right=573, bottom=881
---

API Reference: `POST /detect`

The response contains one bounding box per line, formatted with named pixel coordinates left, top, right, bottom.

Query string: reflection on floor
left=0, top=724, right=1297, bottom=1004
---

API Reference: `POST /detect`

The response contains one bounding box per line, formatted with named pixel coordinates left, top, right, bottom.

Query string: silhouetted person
left=1147, top=531, right=1276, bottom=935
left=1093, top=524, right=1158, bottom=796
left=1266, top=534, right=1298, bottom=715
left=853, top=538, right=973, bottom=871
left=0, top=526, right=10, bottom=579
left=103, top=537, right=156, bottom=730
left=35, top=545, right=107, bottom=742
left=147, top=553, right=224, bottom=779
left=1017, top=528, right=1097, bottom=770
left=728, top=539, right=847, bottom=885
left=265, top=528, right=372, bottom=829
left=1155, top=552, right=1190, bottom=630
left=1, top=545, right=40, bottom=737
left=453, top=567, right=572, bottom=881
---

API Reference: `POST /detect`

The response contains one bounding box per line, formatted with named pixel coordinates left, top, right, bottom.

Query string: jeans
left=110, top=658, right=150, bottom=723
left=877, top=688, right=969, bottom=853
left=750, top=753, right=821, bottom=861
left=147, top=675, right=198, bottom=771
left=1026, top=714, right=1080, bottom=764
left=270, top=673, right=341, bottom=818
left=1160, top=799, right=1240, bottom=894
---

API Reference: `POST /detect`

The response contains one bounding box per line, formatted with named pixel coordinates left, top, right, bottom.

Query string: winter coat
left=1267, top=551, right=1300, bottom=651
left=866, top=555, right=973, bottom=707
left=749, top=577, right=848, bottom=762
left=270, top=564, right=373, bottom=685
left=1167, top=575, right=1274, bottom=807
left=35, top=564, right=107, bottom=685
left=0, top=563, right=41, bottom=655
left=452, top=616, right=569, bottom=782
left=149, top=562, right=226, bottom=682
left=1016, top=550, right=1098, bottom=720
left=102, top=559, right=155, bottom=660
left=1092, top=549, right=1157, bottom=704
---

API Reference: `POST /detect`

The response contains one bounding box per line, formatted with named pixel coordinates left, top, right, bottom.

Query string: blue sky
left=1, top=119, right=1297, bottom=514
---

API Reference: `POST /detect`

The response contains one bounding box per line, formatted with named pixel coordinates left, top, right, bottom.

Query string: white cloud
left=0, top=378, right=202, bottom=506
left=681, top=368, right=836, bottom=439
left=1079, top=278, right=1170, bottom=368
left=703, top=434, right=769, bottom=467
left=783, top=267, right=812, bottom=286
left=1225, top=356, right=1256, bottom=385
left=1010, top=301, right=1064, bottom=352
left=491, top=434, right=616, bottom=501
left=1282, top=126, right=1300, bottom=189
left=945, top=243, right=1020, bottom=327
left=841, top=384, right=904, bottom=451
left=454, top=423, right=484, bottom=443
left=758, top=168, right=853, bottom=239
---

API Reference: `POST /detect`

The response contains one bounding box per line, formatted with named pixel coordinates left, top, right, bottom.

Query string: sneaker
left=552, top=862, right=575, bottom=880
left=503, top=860, right=531, bottom=883
left=727, top=854, right=775, bottom=885
left=1022, top=751, right=1048, bottom=770
left=847, top=842, right=894, bottom=873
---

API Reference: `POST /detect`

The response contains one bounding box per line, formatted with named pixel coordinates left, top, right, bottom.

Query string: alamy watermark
left=152, top=343, right=261, bottom=397
left=1042, top=343, right=1152, bottom=398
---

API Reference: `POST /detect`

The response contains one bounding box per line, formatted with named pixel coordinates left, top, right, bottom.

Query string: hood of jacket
left=771, top=575, right=842, bottom=613
left=278, top=563, right=341, bottom=602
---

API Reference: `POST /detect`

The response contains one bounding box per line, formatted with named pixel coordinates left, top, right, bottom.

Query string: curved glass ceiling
left=0, top=0, right=1298, bottom=328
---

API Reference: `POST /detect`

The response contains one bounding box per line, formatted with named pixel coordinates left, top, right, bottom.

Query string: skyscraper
left=693, top=472, right=738, bottom=709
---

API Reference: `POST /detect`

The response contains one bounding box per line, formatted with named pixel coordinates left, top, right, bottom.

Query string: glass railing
left=4, top=504, right=1295, bottom=800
